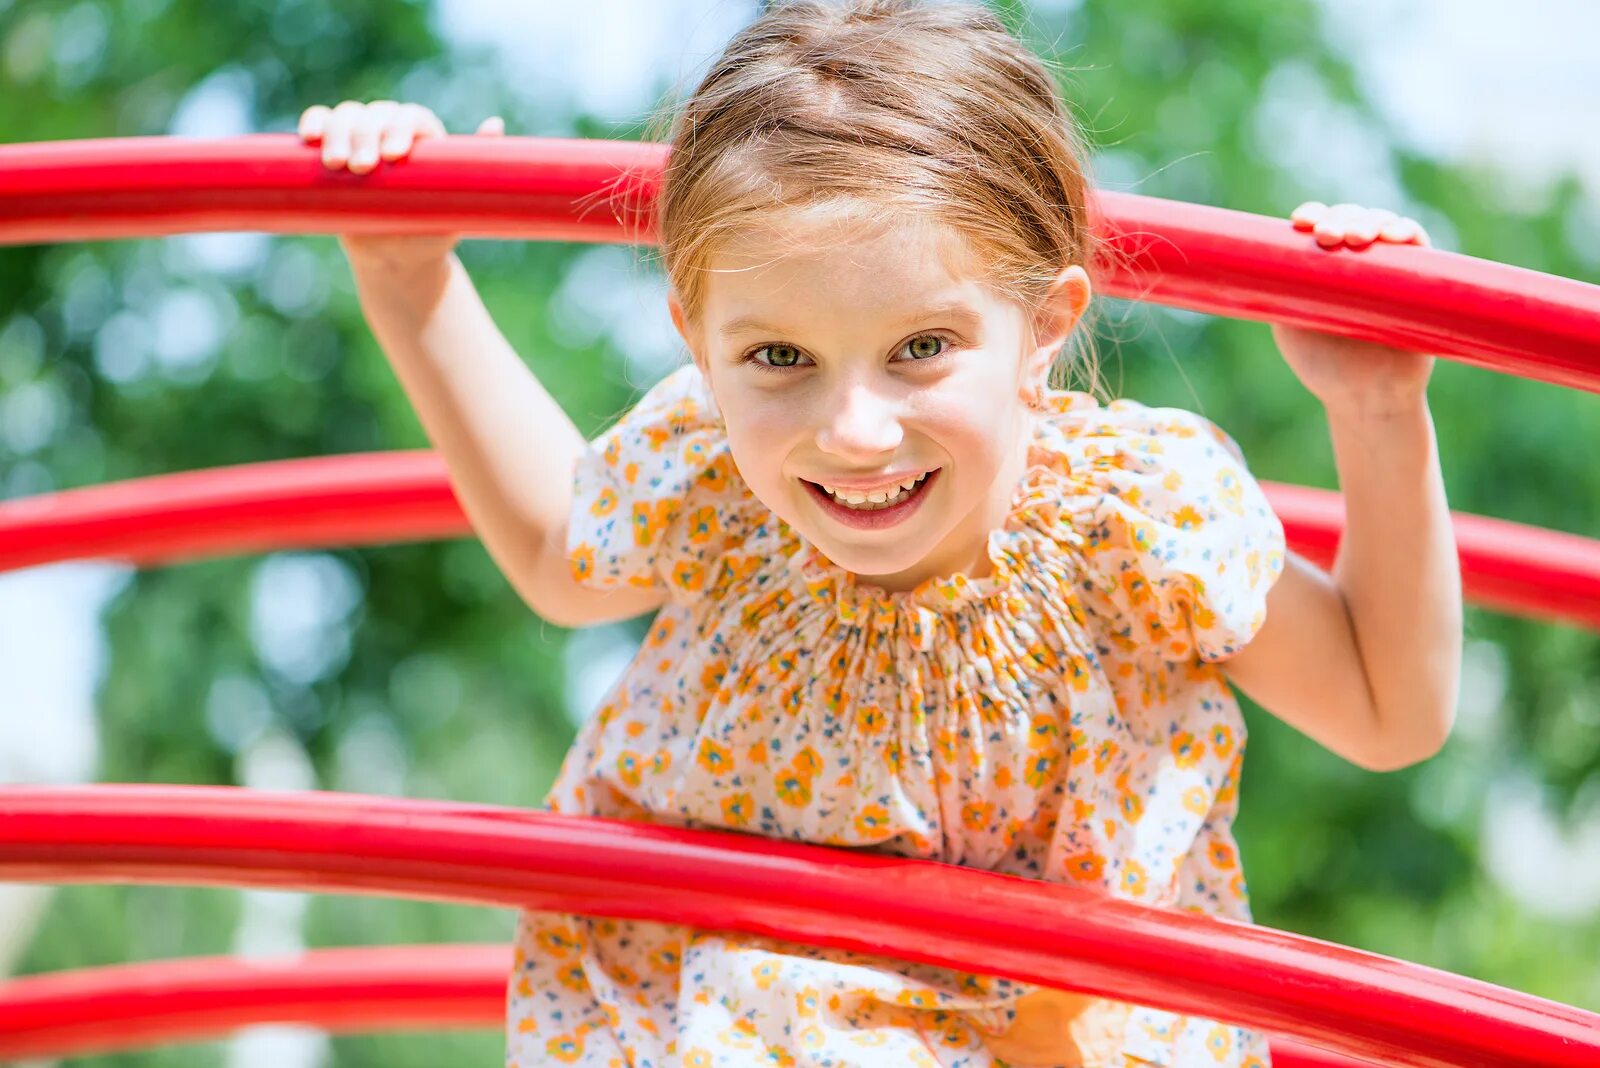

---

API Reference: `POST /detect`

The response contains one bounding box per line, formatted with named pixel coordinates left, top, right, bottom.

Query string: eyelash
left=740, top=332, right=959, bottom=374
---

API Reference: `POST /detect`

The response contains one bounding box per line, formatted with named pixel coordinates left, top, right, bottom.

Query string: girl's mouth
left=800, top=469, right=940, bottom=530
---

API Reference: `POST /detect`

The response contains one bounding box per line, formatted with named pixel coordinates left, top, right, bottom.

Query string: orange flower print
left=622, top=459, right=640, bottom=485
left=649, top=749, right=672, bottom=776
left=1023, top=751, right=1059, bottom=789
left=1171, top=504, right=1206, bottom=530
left=686, top=504, right=721, bottom=545
left=721, top=791, right=754, bottom=827
left=776, top=769, right=813, bottom=807
left=1064, top=849, right=1106, bottom=882
left=961, top=799, right=995, bottom=831
left=1027, top=713, right=1060, bottom=751
left=616, top=750, right=644, bottom=788
left=589, top=487, right=618, bottom=518
left=720, top=1017, right=760, bottom=1048
left=753, top=960, right=781, bottom=991
left=642, top=425, right=671, bottom=452
left=747, top=741, right=769, bottom=764
left=648, top=945, right=680, bottom=973
left=1171, top=730, right=1205, bottom=769
left=546, top=1034, right=584, bottom=1062
left=883, top=741, right=904, bottom=774
left=896, top=989, right=940, bottom=1009
left=792, top=746, right=822, bottom=778
left=631, top=499, right=675, bottom=547
left=696, top=738, right=734, bottom=776
left=1119, top=788, right=1145, bottom=823
left=1093, top=738, right=1118, bottom=774
left=1182, top=785, right=1212, bottom=817
left=699, top=454, right=733, bottom=493
left=1209, top=839, right=1238, bottom=870
left=534, top=924, right=582, bottom=959
left=672, top=559, right=706, bottom=592
left=700, top=659, right=728, bottom=692
left=646, top=616, right=676, bottom=649
left=1128, top=520, right=1157, bottom=553
left=796, top=987, right=821, bottom=1018
left=1122, top=858, right=1148, bottom=897
left=855, top=703, right=887, bottom=735
left=1209, top=723, right=1235, bottom=758
left=1162, top=469, right=1185, bottom=492
left=569, top=543, right=596, bottom=582
left=1206, top=1025, right=1234, bottom=1060
left=1121, top=569, right=1151, bottom=607
left=851, top=805, right=889, bottom=837
left=556, top=962, right=587, bottom=991
left=799, top=1023, right=826, bottom=1050
left=685, top=1048, right=714, bottom=1068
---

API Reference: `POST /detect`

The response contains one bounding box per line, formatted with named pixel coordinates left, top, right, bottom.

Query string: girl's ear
left=1025, top=264, right=1092, bottom=384
left=667, top=291, right=709, bottom=376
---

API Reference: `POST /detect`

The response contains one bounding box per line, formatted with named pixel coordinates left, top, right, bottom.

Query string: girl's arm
left=1221, top=203, right=1462, bottom=772
left=351, top=251, right=667, bottom=627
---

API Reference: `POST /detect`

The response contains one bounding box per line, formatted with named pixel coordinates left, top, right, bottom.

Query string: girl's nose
left=815, top=381, right=904, bottom=462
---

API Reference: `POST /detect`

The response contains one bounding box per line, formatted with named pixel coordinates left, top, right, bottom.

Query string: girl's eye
left=750, top=343, right=807, bottom=369
left=899, top=334, right=947, bottom=361
left=743, top=333, right=954, bottom=372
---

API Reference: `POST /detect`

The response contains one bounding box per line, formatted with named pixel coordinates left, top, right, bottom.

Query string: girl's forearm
left=1326, top=399, right=1461, bottom=765
left=349, top=251, right=588, bottom=611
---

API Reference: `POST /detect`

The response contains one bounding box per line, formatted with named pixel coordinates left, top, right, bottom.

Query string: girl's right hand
left=298, top=100, right=505, bottom=272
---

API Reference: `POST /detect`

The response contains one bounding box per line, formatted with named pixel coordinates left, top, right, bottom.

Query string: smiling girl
left=299, top=1, right=1460, bottom=1065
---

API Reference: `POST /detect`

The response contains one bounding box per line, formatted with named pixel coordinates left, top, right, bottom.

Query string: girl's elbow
left=1359, top=713, right=1454, bottom=772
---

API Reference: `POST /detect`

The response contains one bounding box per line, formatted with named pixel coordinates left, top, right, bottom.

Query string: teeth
left=818, top=472, right=930, bottom=511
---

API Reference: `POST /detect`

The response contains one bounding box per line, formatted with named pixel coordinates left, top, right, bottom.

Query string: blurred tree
left=1, top=1, right=1594, bottom=1066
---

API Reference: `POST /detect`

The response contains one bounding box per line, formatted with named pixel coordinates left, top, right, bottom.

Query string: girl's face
left=669, top=213, right=1088, bottom=593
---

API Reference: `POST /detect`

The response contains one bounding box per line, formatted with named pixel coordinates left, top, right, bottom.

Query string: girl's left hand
left=1271, top=202, right=1435, bottom=417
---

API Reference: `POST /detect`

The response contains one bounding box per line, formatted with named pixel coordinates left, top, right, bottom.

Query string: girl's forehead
left=706, top=212, right=991, bottom=304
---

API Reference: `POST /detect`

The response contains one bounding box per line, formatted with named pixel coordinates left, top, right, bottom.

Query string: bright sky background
left=3, top=4, right=1599, bottom=1033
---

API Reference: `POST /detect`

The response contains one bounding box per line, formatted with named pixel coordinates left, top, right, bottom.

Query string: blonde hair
left=630, top=0, right=1104, bottom=392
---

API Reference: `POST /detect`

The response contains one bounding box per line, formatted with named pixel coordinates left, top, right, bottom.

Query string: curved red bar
left=2, top=452, right=1595, bottom=631
left=2, top=135, right=1597, bottom=391
left=1, top=784, right=1595, bottom=1067
left=0, top=944, right=507, bottom=1061
left=0, top=944, right=1383, bottom=1068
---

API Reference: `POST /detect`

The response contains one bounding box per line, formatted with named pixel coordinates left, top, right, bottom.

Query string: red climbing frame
left=2, top=135, right=1599, bottom=1066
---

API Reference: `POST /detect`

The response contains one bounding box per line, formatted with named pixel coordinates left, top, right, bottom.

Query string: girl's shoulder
left=1018, top=389, right=1287, bottom=665
left=565, top=363, right=761, bottom=596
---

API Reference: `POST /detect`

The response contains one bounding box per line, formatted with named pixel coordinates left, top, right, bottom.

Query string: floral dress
left=506, top=363, right=1286, bottom=1068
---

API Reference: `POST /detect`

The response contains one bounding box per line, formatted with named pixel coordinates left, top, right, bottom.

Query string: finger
left=349, top=102, right=400, bottom=173
left=1313, top=219, right=1344, bottom=248
left=321, top=101, right=365, bottom=169
left=403, top=104, right=449, bottom=146
left=1290, top=201, right=1326, bottom=231
left=1380, top=217, right=1430, bottom=247
left=298, top=104, right=330, bottom=143
left=1346, top=215, right=1381, bottom=248
left=477, top=115, right=505, bottom=136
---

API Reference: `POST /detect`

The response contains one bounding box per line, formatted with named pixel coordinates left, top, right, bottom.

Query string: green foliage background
left=2, top=0, right=1596, bottom=1064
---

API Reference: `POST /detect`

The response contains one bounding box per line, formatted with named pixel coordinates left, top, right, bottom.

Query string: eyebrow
left=718, top=301, right=983, bottom=339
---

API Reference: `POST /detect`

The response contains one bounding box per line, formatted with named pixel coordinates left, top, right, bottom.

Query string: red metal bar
left=0, top=944, right=1378, bottom=1067
left=0, top=784, right=1595, bottom=1068
left=0, top=944, right=506, bottom=1061
left=2, top=452, right=1595, bottom=631
left=1, top=135, right=1596, bottom=391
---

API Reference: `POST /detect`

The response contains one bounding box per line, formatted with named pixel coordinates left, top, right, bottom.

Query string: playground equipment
left=1, top=135, right=1599, bottom=1066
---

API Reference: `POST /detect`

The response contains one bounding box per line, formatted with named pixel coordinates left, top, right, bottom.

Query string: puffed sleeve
left=565, top=363, right=741, bottom=595
left=1056, top=399, right=1287, bottom=663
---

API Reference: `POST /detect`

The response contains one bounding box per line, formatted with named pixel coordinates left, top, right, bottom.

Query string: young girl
left=299, top=2, right=1460, bottom=1065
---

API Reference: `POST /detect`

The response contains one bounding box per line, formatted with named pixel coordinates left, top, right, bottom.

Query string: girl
left=299, top=1, right=1460, bottom=1064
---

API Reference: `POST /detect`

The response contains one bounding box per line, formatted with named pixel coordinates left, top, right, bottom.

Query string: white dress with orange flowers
left=506, top=363, right=1286, bottom=1068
